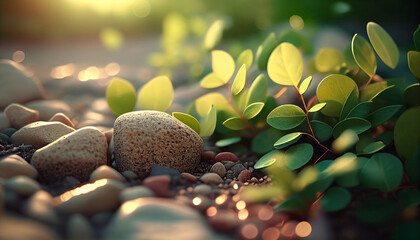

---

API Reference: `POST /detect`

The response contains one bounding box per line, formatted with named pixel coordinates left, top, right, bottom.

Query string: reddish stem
left=226, top=84, right=258, bottom=134
left=275, top=87, right=288, bottom=99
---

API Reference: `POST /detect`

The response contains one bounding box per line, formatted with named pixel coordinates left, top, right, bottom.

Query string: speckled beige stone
left=49, top=113, right=75, bottom=128
left=4, top=103, right=39, bottom=129
left=31, top=127, right=108, bottom=182
left=113, top=111, right=203, bottom=178
left=0, top=154, right=38, bottom=179
left=11, top=121, right=75, bottom=148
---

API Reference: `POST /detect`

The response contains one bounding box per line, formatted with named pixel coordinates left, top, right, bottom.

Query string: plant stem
left=274, top=87, right=288, bottom=99
left=359, top=75, right=373, bottom=91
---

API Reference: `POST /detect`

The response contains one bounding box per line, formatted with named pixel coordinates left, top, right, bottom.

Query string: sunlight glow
left=215, top=194, right=227, bottom=205
left=51, top=63, right=75, bottom=79
left=192, top=197, right=202, bottom=206
left=258, top=206, right=274, bottom=221
left=12, top=50, right=25, bottom=63
left=58, top=179, right=108, bottom=202
left=262, top=227, right=281, bottom=240
left=105, top=62, right=121, bottom=76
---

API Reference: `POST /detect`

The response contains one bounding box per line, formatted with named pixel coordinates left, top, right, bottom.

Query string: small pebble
left=1, top=128, right=16, bottom=137
left=0, top=113, right=10, bottom=131
left=231, top=163, right=246, bottom=178
left=210, top=162, right=226, bottom=178
left=119, top=186, right=155, bottom=202
left=49, top=112, right=75, bottom=128
left=238, top=169, right=251, bottom=183
left=90, top=165, right=126, bottom=183
left=4, top=176, right=41, bottom=197
left=4, top=103, right=39, bottom=129
left=201, top=151, right=216, bottom=162
left=22, top=190, right=58, bottom=225
left=143, top=175, right=172, bottom=198
left=193, top=184, right=213, bottom=195
left=67, top=214, right=95, bottom=240
left=215, top=152, right=239, bottom=162
left=200, top=173, right=223, bottom=185
left=181, top=172, right=197, bottom=183
left=222, top=161, right=235, bottom=170
left=0, top=154, right=38, bottom=179
left=0, top=133, right=10, bottom=146
left=121, top=170, right=138, bottom=180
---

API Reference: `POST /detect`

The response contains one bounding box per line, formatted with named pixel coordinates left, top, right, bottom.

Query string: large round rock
left=113, top=111, right=203, bottom=178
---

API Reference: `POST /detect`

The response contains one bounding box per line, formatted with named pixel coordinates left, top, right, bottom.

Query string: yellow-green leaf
left=315, top=48, right=344, bottom=73
left=236, top=49, right=253, bottom=70
left=267, top=42, right=303, bottom=87
left=308, top=102, right=327, bottom=112
left=408, top=51, right=420, bottom=79
left=200, top=72, right=225, bottom=89
left=212, top=50, right=235, bottom=83
left=367, top=22, right=399, bottom=69
left=172, top=112, right=200, bottom=134
left=256, top=33, right=278, bottom=70
left=299, top=76, right=312, bottom=94
left=267, top=104, right=306, bottom=130
left=204, top=20, right=224, bottom=50
left=138, top=76, right=173, bottom=111
left=223, top=117, right=246, bottom=130
left=200, top=105, right=217, bottom=137
left=231, top=64, right=246, bottom=95
left=245, top=74, right=268, bottom=106
left=106, top=78, right=137, bottom=116
left=195, top=92, right=235, bottom=117
left=243, top=102, right=265, bottom=119
left=352, top=34, right=377, bottom=77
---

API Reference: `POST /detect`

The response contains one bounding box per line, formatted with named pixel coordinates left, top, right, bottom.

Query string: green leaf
left=408, top=51, right=420, bottom=79
left=236, top=49, right=253, bottom=71
left=283, top=143, right=313, bottom=170
left=308, top=102, right=327, bottom=113
left=138, top=76, right=173, bottom=112
left=404, top=84, right=420, bottom=107
left=414, top=24, right=420, bottom=51
left=274, top=132, right=302, bottom=149
left=215, top=137, right=241, bottom=148
left=267, top=42, right=303, bottom=87
left=212, top=50, right=235, bottom=83
left=299, top=76, right=312, bottom=94
left=320, top=187, right=351, bottom=212
left=360, top=153, right=403, bottom=192
left=398, top=189, right=420, bottom=208
left=172, top=112, right=200, bottom=134
left=394, top=107, right=420, bottom=160
left=200, top=72, right=225, bottom=89
left=367, top=22, right=399, bottom=69
left=347, top=101, right=373, bottom=119
left=222, top=117, right=246, bottom=130
left=252, top=128, right=284, bottom=155
left=200, top=105, right=217, bottom=137
left=231, top=64, right=246, bottom=95
left=204, top=20, right=223, bottom=50
left=361, top=141, right=386, bottom=155
left=311, top=120, right=332, bottom=142
left=316, top=74, right=359, bottom=117
left=340, top=87, right=359, bottom=120
left=195, top=92, right=234, bottom=117
left=332, top=130, right=359, bottom=153
left=315, top=48, right=344, bottom=73
left=245, top=74, right=268, bottom=106
left=276, top=194, right=306, bottom=212
left=368, top=105, right=403, bottom=127
left=243, top=102, right=264, bottom=119
left=106, top=77, right=137, bottom=116
left=360, top=81, right=393, bottom=102
left=256, top=33, right=278, bottom=70
left=325, top=152, right=358, bottom=176
left=356, top=197, right=400, bottom=225
left=254, top=149, right=284, bottom=169
left=332, top=117, right=371, bottom=138
left=267, top=104, right=306, bottom=130
left=352, top=34, right=377, bottom=77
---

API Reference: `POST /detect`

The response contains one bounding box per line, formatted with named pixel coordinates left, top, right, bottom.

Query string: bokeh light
left=192, top=197, right=202, bottom=206
left=258, top=205, right=274, bottom=221
left=207, top=206, right=217, bottom=217
left=12, top=50, right=25, bottom=63
left=238, top=209, right=249, bottom=220
left=262, top=227, right=281, bottom=240
left=105, top=62, right=121, bottom=76
left=241, top=224, right=258, bottom=239
left=131, top=0, right=151, bottom=18
left=100, top=28, right=123, bottom=51
left=281, top=221, right=297, bottom=238
left=51, top=63, right=75, bottom=79
left=289, top=15, right=304, bottom=30
left=296, top=221, right=312, bottom=238
left=236, top=200, right=246, bottom=210
left=215, top=194, right=227, bottom=205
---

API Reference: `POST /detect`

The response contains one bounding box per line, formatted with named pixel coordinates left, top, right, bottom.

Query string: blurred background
left=0, top=0, right=418, bottom=88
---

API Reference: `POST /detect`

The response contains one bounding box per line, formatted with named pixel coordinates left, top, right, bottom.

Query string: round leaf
left=320, top=187, right=351, bottom=212
left=172, top=112, right=200, bottom=134
left=200, top=105, right=217, bottom=137
left=267, top=104, right=306, bottom=130
left=339, top=88, right=359, bottom=120
left=408, top=51, right=420, bottom=79
left=316, top=74, right=359, bottom=117
left=231, top=64, right=246, bottom=95
left=252, top=129, right=284, bottom=155
left=212, top=50, right=235, bottom=83
left=236, top=49, right=253, bottom=70
left=308, top=102, right=327, bottom=113
left=256, top=33, right=278, bottom=70
left=138, top=76, right=173, bottom=112
left=394, top=107, right=420, bottom=160
left=245, top=74, right=268, bottom=106
left=299, top=76, right=312, bottom=94
left=315, top=48, right=344, bottom=73
left=276, top=194, right=306, bottom=212
left=215, top=137, right=242, bottom=148
left=368, top=105, right=403, bottom=127
left=356, top=197, right=400, bottom=225
left=361, top=141, right=386, bottom=155
left=274, top=132, right=302, bottom=149
left=311, top=120, right=332, bottom=142
left=106, top=77, right=136, bottom=116
left=347, top=101, right=373, bottom=119
left=283, top=143, right=313, bottom=170
left=332, top=117, right=371, bottom=139
left=223, top=117, right=246, bottom=130
left=254, top=150, right=284, bottom=169
left=360, top=153, right=403, bottom=192
left=267, top=42, right=303, bottom=87
left=200, top=72, right=225, bottom=89
left=195, top=92, right=234, bottom=117
left=243, top=102, right=264, bottom=119
left=204, top=20, right=223, bottom=50
left=367, top=22, right=399, bottom=69
left=404, top=83, right=420, bottom=107
left=352, top=33, right=377, bottom=77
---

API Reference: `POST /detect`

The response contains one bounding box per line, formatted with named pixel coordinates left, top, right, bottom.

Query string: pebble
left=90, top=165, right=126, bottom=183
left=210, top=162, right=226, bottom=178
left=0, top=60, right=46, bottom=109
left=22, top=190, right=59, bottom=225
left=215, top=152, right=239, bottom=162
left=119, top=186, right=155, bottom=202
left=201, top=151, right=216, bottom=162
left=231, top=163, right=246, bottom=178
left=1, top=127, right=16, bottom=137
left=49, top=112, right=75, bottom=128
left=238, top=169, right=251, bottom=183
left=200, top=173, right=223, bottom=185
left=121, top=170, right=138, bottom=180
left=0, top=154, right=38, bottom=179
left=113, top=111, right=203, bottom=178
left=223, top=161, right=235, bottom=170
left=11, top=121, right=75, bottom=148
left=67, top=214, right=95, bottom=240
left=149, top=165, right=181, bottom=178
left=0, top=133, right=10, bottom=146
left=4, top=103, right=39, bottom=129
left=31, top=127, right=108, bottom=182
left=103, top=198, right=220, bottom=240
left=181, top=172, right=198, bottom=183
left=0, top=113, right=10, bottom=131
left=193, top=184, right=213, bottom=195
left=4, top=175, right=41, bottom=197
left=0, top=215, right=58, bottom=240
left=25, top=100, right=72, bottom=120
left=54, top=179, right=124, bottom=216
left=143, top=175, right=172, bottom=198
left=207, top=209, right=241, bottom=233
